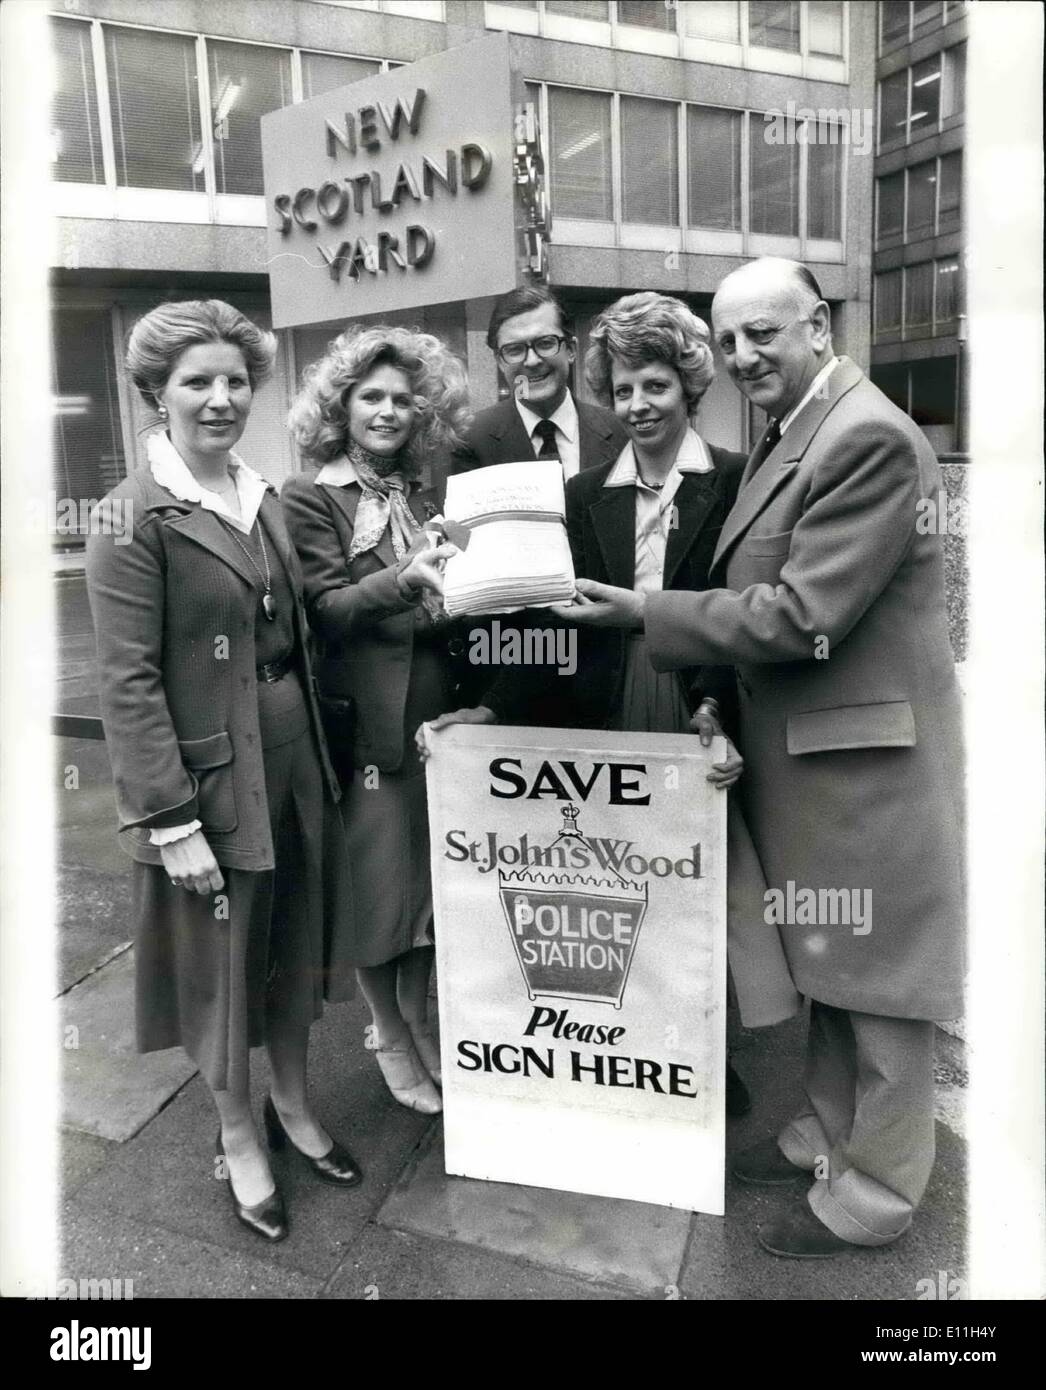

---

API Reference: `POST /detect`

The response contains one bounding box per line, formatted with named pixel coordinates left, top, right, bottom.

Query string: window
left=942, top=42, right=966, bottom=118
left=906, top=160, right=937, bottom=240
left=912, top=1, right=943, bottom=38
left=879, top=70, right=908, bottom=145
left=807, top=1, right=844, bottom=57
left=938, top=151, right=962, bottom=233
left=617, top=1, right=674, bottom=31
left=905, top=261, right=935, bottom=334
left=806, top=119, right=843, bottom=240
left=52, top=308, right=126, bottom=539
left=935, top=256, right=961, bottom=326
left=547, top=1, right=609, bottom=18
left=682, top=1, right=740, bottom=42
left=748, top=1, right=800, bottom=52
left=105, top=26, right=203, bottom=190
left=875, top=269, right=903, bottom=338
left=872, top=358, right=958, bottom=452
left=687, top=106, right=742, bottom=230
left=909, top=56, right=941, bottom=134
left=910, top=357, right=956, bottom=441
left=880, top=1, right=911, bottom=47
left=549, top=86, right=613, bottom=221
left=749, top=112, right=798, bottom=235
left=621, top=96, right=678, bottom=225
left=877, top=170, right=905, bottom=240
left=301, top=52, right=381, bottom=99
left=51, top=18, right=104, bottom=184
left=208, top=41, right=293, bottom=197
left=871, top=362, right=908, bottom=412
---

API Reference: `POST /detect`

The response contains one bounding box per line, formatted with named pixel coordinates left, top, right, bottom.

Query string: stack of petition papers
left=440, top=460, right=576, bottom=618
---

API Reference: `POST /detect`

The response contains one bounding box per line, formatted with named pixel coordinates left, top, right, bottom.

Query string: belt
left=257, top=652, right=295, bottom=684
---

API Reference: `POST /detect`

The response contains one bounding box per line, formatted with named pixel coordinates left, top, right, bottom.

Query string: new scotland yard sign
left=261, top=32, right=524, bottom=329
left=426, top=725, right=728, bottom=1215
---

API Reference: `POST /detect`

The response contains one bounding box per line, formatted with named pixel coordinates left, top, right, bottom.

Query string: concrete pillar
left=466, top=295, right=500, bottom=410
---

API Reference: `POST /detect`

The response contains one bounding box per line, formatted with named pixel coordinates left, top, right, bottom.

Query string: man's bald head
left=714, top=258, right=826, bottom=321
left=711, top=258, right=834, bottom=420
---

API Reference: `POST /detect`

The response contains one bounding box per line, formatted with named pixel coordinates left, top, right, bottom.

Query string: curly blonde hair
left=584, top=292, right=715, bottom=420
left=289, top=325, right=471, bottom=471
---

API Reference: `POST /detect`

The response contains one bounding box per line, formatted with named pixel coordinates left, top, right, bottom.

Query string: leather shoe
left=409, top=1023, right=442, bottom=1087
left=216, top=1131, right=288, bottom=1242
left=374, top=1039, right=442, bottom=1114
left=264, top=1096, right=363, bottom=1188
left=758, top=1199, right=854, bottom=1259
left=725, top=1061, right=751, bottom=1118
left=732, top=1135, right=810, bottom=1186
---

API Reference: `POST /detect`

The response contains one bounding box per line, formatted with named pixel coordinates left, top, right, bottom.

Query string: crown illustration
left=499, top=806, right=648, bottom=1009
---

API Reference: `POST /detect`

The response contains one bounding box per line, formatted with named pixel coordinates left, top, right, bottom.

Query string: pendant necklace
left=221, top=518, right=276, bottom=621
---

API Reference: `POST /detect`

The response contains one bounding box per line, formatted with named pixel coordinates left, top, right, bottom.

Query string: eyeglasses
left=496, top=333, right=569, bottom=366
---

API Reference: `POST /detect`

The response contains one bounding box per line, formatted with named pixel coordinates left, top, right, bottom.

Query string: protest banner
left=426, top=724, right=727, bottom=1214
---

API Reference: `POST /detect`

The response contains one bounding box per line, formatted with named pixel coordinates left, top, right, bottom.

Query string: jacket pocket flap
left=787, top=701, right=916, bottom=755
left=742, top=529, right=793, bottom=557
left=178, top=731, right=234, bottom=770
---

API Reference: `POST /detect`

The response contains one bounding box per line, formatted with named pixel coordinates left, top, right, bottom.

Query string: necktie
left=532, top=419, right=560, bottom=460
left=743, top=418, right=782, bottom=487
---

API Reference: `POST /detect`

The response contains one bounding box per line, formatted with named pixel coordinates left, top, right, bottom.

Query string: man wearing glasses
left=446, top=284, right=627, bottom=482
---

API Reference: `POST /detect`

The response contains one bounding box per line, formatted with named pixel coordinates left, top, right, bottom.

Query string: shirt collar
left=146, top=429, right=268, bottom=534
left=315, top=455, right=360, bottom=487
left=603, top=427, right=715, bottom=489
left=516, top=390, right=578, bottom=443
left=778, top=356, right=839, bottom=436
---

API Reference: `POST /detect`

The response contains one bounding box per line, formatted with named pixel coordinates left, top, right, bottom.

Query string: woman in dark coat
left=86, top=300, right=362, bottom=1245
left=282, top=325, right=468, bottom=1118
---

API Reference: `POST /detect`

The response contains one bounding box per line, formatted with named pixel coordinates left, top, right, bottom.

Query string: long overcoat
left=644, top=358, right=965, bottom=1020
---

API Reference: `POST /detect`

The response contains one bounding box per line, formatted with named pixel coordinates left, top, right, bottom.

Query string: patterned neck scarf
left=346, top=442, right=422, bottom=564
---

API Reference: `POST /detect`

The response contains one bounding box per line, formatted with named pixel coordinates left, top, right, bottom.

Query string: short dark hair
left=794, top=264, right=825, bottom=303
left=485, top=284, right=574, bottom=351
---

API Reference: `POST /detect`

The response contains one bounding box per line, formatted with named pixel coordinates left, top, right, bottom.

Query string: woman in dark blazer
left=282, top=325, right=468, bottom=1118
left=86, top=300, right=362, bottom=1246
left=428, top=293, right=800, bottom=1098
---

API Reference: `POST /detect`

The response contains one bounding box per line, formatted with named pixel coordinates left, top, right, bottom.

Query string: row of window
left=874, top=257, right=963, bottom=342
left=490, top=0, right=845, bottom=59
left=879, top=0, right=968, bottom=54
left=52, top=16, right=394, bottom=194
left=878, top=42, right=965, bottom=151
left=870, top=357, right=960, bottom=455
left=542, top=85, right=843, bottom=243
left=877, top=151, right=961, bottom=245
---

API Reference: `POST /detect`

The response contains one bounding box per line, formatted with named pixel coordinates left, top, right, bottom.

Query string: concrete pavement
left=54, top=574, right=967, bottom=1300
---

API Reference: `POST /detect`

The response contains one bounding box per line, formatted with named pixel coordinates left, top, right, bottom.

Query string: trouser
left=776, top=1001, right=936, bottom=1246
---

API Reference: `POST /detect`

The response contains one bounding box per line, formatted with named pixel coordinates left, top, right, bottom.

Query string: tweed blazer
left=644, top=358, right=965, bottom=1020
left=282, top=467, right=456, bottom=773
left=85, top=464, right=340, bottom=871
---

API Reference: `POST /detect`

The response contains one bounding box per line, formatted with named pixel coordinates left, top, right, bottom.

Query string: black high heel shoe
left=264, top=1096, right=363, bottom=1188
left=216, top=1131, right=288, bottom=1242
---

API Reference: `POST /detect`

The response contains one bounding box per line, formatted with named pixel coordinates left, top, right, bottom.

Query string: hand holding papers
left=441, top=461, right=576, bottom=617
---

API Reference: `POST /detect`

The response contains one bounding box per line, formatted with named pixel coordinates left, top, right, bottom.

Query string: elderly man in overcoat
left=556, top=257, right=965, bottom=1257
